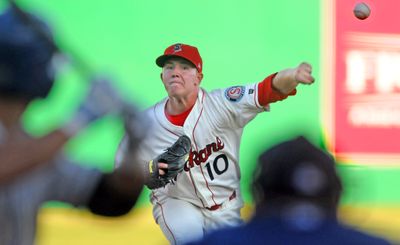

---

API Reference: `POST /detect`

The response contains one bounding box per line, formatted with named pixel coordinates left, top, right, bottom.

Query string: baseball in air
left=353, top=2, right=371, bottom=20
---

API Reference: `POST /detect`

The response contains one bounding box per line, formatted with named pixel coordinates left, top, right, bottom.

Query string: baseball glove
left=145, top=135, right=191, bottom=189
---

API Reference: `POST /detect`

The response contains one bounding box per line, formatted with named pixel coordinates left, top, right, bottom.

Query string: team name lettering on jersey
left=184, top=137, right=224, bottom=171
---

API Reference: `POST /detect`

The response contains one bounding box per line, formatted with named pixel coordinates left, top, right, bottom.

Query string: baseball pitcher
left=116, top=43, right=314, bottom=244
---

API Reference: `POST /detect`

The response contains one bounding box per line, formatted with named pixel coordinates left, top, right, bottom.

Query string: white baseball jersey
left=117, top=83, right=268, bottom=209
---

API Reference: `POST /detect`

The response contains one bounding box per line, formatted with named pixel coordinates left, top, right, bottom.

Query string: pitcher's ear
left=196, top=73, right=204, bottom=85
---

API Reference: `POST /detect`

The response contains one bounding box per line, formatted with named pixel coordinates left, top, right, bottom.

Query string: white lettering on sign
left=349, top=104, right=400, bottom=127
left=344, top=32, right=400, bottom=127
left=346, top=50, right=400, bottom=94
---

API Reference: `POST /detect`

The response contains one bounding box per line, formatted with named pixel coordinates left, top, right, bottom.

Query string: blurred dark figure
left=0, top=6, right=145, bottom=245
left=186, top=136, right=392, bottom=245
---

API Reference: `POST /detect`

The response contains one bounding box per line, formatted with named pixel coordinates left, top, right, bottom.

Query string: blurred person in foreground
left=186, top=136, right=392, bottom=245
left=0, top=6, right=146, bottom=245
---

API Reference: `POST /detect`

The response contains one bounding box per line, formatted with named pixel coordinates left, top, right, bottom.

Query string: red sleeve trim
left=257, top=73, right=297, bottom=106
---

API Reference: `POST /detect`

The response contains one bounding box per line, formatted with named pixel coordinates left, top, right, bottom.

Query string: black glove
left=145, top=135, right=191, bottom=189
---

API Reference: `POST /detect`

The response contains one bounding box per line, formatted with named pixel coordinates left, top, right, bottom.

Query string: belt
left=206, top=190, right=236, bottom=211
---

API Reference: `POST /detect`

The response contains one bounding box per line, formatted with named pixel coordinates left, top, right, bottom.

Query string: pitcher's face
left=161, top=57, right=203, bottom=98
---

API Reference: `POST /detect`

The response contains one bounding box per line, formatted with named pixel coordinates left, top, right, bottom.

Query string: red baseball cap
left=156, top=43, right=203, bottom=73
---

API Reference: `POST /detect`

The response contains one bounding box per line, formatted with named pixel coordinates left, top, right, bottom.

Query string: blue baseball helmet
left=0, top=7, right=56, bottom=101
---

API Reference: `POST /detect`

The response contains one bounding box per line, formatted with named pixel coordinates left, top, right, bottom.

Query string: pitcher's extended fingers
left=295, top=63, right=314, bottom=84
left=158, top=162, right=168, bottom=176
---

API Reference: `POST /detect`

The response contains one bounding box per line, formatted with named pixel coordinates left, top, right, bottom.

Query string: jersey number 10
left=205, top=154, right=229, bottom=181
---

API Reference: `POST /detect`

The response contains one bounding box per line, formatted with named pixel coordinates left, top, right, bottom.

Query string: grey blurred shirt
left=0, top=156, right=102, bottom=245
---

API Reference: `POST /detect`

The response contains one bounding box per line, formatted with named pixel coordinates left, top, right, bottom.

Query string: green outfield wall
left=4, top=0, right=399, bottom=207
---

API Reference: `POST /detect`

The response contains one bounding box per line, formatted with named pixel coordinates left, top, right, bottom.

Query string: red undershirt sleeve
left=257, top=73, right=297, bottom=106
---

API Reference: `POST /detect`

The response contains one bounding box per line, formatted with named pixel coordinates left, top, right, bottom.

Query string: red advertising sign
left=323, top=0, right=400, bottom=164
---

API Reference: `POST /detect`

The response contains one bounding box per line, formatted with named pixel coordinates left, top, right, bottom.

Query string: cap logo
left=292, top=163, right=326, bottom=196
left=173, top=44, right=182, bottom=53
